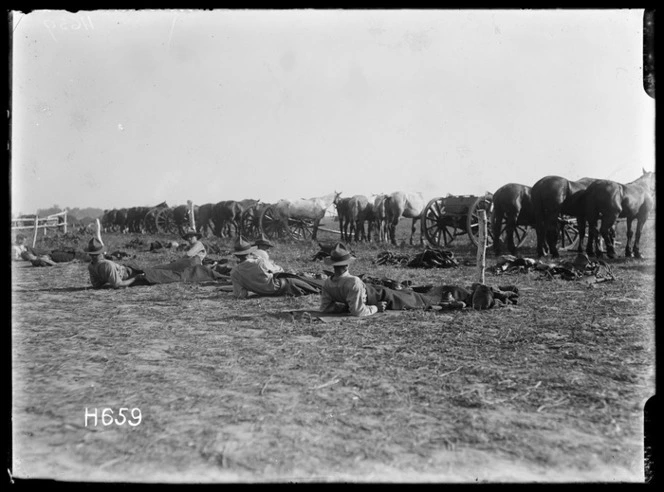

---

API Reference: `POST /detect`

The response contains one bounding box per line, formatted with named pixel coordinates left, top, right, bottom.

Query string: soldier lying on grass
left=86, top=238, right=151, bottom=289
left=13, top=233, right=77, bottom=267
left=230, top=237, right=323, bottom=298
left=319, top=243, right=440, bottom=317
left=85, top=238, right=224, bottom=289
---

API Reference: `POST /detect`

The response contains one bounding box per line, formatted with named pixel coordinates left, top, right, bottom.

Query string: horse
left=172, top=205, right=192, bottom=235
left=584, top=169, right=655, bottom=259
left=101, top=209, right=117, bottom=233
left=531, top=176, right=597, bottom=258
left=491, top=183, right=534, bottom=256
left=115, top=208, right=128, bottom=233
left=126, top=206, right=150, bottom=233
left=333, top=194, right=353, bottom=242
left=384, top=191, right=426, bottom=245
left=273, top=191, right=341, bottom=241
left=372, top=194, right=389, bottom=243
left=348, top=195, right=373, bottom=242
left=196, top=203, right=215, bottom=237
left=211, top=200, right=237, bottom=238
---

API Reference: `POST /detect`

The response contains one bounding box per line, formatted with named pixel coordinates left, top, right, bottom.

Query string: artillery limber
left=257, top=204, right=315, bottom=241
left=142, top=202, right=178, bottom=235
left=421, top=194, right=580, bottom=250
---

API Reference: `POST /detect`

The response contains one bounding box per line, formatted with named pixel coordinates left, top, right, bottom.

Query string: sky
left=10, top=9, right=655, bottom=216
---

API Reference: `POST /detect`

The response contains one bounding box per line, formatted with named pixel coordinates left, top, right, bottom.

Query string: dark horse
left=531, top=176, right=597, bottom=258
left=584, top=170, right=655, bottom=259
left=491, top=183, right=534, bottom=256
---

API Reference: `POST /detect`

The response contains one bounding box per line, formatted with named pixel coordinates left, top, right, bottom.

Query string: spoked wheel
left=240, top=206, right=263, bottom=241
left=468, top=195, right=495, bottom=248
left=142, top=209, right=159, bottom=234
left=156, top=208, right=177, bottom=234
left=260, top=206, right=291, bottom=240
left=421, top=197, right=461, bottom=247
left=288, top=218, right=313, bottom=240
left=559, top=216, right=580, bottom=250
left=491, top=219, right=530, bottom=252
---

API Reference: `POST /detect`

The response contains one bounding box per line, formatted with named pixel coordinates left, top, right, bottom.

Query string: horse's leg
left=356, top=219, right=364, bottom=242
left=534, top=214, right=547, bottom=258
left=390, top=220, right=398, bottom=245
left=409, top=218, right=417, bottom=245
left=576, top=214, right=586, bottom=253
left=599, top=213, right=618, bottom=258
left=633, top=216, right=646, bottom=259
left=624, top=218, right=634, bottom=258
left=312, top=219, right=319, bottom=241
left=586, top=215, right=598, bottom=257
left=546, top=217, right=560, bottom=259
left=506, top=215, right=517, bottom=256
left=492, top=209, right=504, bottom=256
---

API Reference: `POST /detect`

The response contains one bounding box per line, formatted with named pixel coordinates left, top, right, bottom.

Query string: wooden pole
left=95, top=218, right=104, bottom=246
left=476, top=209, right=487, bottom=285
left=188, top=200, right=196, bottom=230
left=32, top=213, right=39, bottom=248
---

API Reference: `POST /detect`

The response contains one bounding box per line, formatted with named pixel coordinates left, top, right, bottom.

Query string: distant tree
left=64, top=207, right=104, bottom=220
left=37, top=205, right=64, bottom=217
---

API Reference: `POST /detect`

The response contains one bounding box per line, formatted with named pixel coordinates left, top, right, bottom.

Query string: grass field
left=11, top=217, right=655, bottom=483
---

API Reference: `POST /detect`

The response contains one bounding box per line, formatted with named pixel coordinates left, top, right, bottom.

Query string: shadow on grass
left=16, top=286, right=93, bottom=293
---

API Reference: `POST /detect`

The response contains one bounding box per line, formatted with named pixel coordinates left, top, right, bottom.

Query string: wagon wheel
left=421, top=197, right=461, bottom=247
left=240, top=207, right=260, bottom=241
left=490, top=217, right=530, bottom=252
left=288, top=218, right=313, bottom=240
left=142, top=209, right=159, bottom=234
left=559, top=216, right=580, bottom=250
left=467, top=195, right=495, bottom=248
left=156, top=208, right=178, bottom=234
left=259, top=206, right=291, bottom=240
left=239, top=206, right=262, bottom=241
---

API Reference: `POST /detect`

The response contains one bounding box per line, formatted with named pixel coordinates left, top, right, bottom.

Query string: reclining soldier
left=230, top=237, right=323, bottom=298
left=319, top=243, right=439, bottom=317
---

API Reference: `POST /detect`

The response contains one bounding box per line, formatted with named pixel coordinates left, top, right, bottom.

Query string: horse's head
left=333, top=191, right=343, bottom=204
left=639, top=168, right=656, bottom=194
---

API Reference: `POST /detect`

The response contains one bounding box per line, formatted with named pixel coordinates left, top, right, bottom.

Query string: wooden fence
left=11, top=211, right=68, bottom=247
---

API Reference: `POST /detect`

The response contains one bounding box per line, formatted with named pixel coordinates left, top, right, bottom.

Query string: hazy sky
left=10, top=9, right=655, bottom=215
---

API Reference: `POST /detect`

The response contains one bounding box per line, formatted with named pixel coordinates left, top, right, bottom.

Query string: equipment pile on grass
left=374, top=248, right=459, bottom=269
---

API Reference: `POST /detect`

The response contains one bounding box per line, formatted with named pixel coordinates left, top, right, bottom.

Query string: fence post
left=32, top=213, right=39, bottom=248
left=96, top=218, right=104, bottom=246
left=476, top=209, right=487, bottom=285
left=188, top=200, right=196, bottom=230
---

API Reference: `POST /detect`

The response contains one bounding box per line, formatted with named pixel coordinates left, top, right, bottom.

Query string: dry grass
left=11, top=218, right=655, bottom=483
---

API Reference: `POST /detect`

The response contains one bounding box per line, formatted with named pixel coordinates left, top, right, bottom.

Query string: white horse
left=385, top=191, right=426, bottom=245
left=273, top=191, right=341, bottom=240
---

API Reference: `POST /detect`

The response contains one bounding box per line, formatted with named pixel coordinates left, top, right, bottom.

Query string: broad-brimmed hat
left=85, top=238, right=106, bottom=255
left=233, top=236, right=257, bottom=256
left=182, top=228, right=202, bottom=240
left=253, top=237, right=273, bottom=248
left=323, top=242, right=356, bottom=266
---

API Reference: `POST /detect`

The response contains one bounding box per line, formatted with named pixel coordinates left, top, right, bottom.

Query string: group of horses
left=101, top=200, right=261, bottom=238
left=493, top=169, right=655, bottom=259
left=99, top=169, right=654, bottom=260
left=333, top=191, right=425, bottom=246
